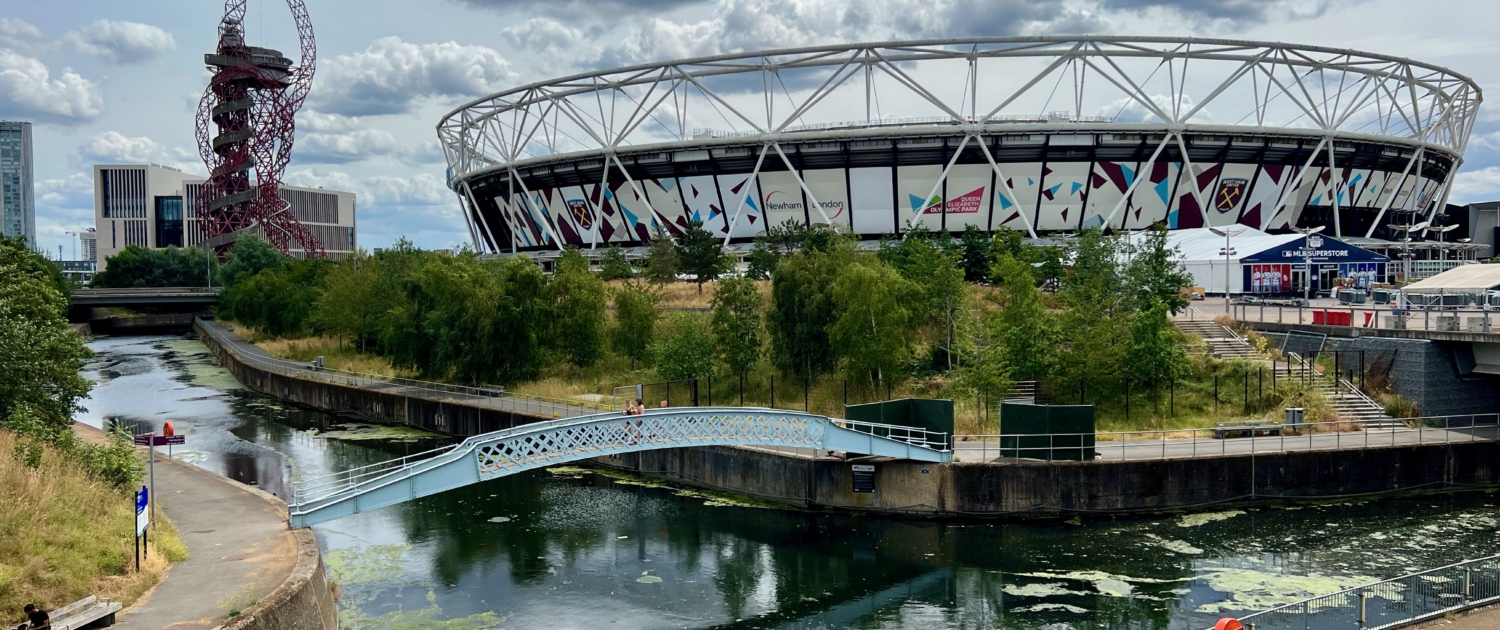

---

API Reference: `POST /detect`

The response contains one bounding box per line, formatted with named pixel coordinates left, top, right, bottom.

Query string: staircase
left=1278, top=355, right=1404, bottom=429
left=1176, top=318, right=1259, bottom=359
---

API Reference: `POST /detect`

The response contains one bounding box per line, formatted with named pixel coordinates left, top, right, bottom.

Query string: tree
left=955, top=225, right=998, bottom=283
left=676, top=219, right=729, bottom=293
left=745, top=239, right=779, bottom=281
left=92, top=245, right=214, bottom=288
left=0, top=237, right=92, bottom=443
left=644, top=233, right=679, bottom=284
left=711, top=275, right=762, bottom=378
left=611, top=279, right=660, bottom=367
left=314, top=251, right=387, bottom=351
left=896, top=237, right=969, bottom=370
left=829, top=259, right=921, bottom=388
left=547, top=248, right=608, bottom=367
left=219, top=236, right=285, bottom=288
left=1124, top=302, right=1190, bottom=392
left=766, top=245, right=845, bottom=378
left=989, top=254, right=1060, bottom=381
left=1056, top=229, right=1130, bottom=393
left=650, top=313, right=714, bottom=382
left=599, top=245, right=634, bottom=281
left=1124, top=225, right=1193, bottom=314
left=220, top=258, right=330, bottom=337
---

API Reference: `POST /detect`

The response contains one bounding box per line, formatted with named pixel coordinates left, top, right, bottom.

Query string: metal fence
left=1230, top=555, right=1500, bottom=629
left=1230, top=303, right=1500, bottom=334
left=195, top=318, right=614, bottom=418
left=952, top=413, right=1500, bottom=462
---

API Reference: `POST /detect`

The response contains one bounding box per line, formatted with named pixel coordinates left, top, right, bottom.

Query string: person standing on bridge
left=625, top=400, right=638, bottom=415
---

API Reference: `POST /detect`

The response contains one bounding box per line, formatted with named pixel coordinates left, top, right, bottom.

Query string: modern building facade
left=93, top=164, right=356, bottom=268
left=439, top=38, right=1479, bottom=256
left=0, top=121, right=34, bottom=245
left=78, top=228, right=97, bottom=263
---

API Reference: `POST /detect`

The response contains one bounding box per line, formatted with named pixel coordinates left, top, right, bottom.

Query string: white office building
left=1, top=121, right=34, bottom=245
left=93, top=164, right=356, bottom=268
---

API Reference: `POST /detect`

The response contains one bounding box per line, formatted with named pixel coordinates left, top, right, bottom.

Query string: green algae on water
left=324, top=544, right=410, bottom=585
left=313, top=423, right=441, bottom=443
left=338, top=590, right=507, bottom=630
left=1178, top=510, right=1246, bottom=528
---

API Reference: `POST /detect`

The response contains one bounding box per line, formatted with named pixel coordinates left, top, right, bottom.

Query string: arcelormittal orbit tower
left=194, top=0, right=323, bottom=256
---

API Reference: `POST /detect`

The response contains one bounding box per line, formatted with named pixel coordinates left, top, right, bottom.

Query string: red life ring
left=1214, top=619, right=1243, bottom=630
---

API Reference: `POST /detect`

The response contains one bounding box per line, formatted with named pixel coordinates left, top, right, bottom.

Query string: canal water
left=79, top=334, right=1500, bottom=629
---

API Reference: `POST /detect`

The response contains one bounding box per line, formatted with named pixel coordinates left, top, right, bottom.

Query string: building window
left=155, top=196, right=184, bottom=247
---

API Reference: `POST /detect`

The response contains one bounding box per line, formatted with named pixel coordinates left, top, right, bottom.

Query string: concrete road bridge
left=288, top=407, right=952, bottom=528
left=71, top=287, right=221, bottom=308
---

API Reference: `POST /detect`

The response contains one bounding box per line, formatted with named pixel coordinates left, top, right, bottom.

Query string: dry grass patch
left=251, top=334, right=412, bottom=378
left=604, top=279, right=771, bottom=310
left=0, top=430, right=186, bottom=615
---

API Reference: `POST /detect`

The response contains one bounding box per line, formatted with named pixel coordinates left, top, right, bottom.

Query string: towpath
left=74, top=423, right=298, bottom=630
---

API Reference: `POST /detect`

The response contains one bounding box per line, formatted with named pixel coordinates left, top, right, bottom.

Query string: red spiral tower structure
left=194, top=0, right=323, bottom=257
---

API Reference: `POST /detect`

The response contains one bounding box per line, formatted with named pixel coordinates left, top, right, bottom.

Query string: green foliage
left=894, top=236, right=969, bottom=369
left=955, top=225, right=999, bottom=283
left=676, top=219, right=730, bottom=293
left=0, top=236, right=73, bottom=299
left=547, top=248, right=608, bottom=367
left=313, top=252, right=388, bottom=352
left=220, top=258, right=331, bottom=337
left=1124, top=225, right=1193, bottom=314
left=644, top=234, right=679, bottom=284
left=0, top=243, right=92, bottom=442
left=599, top=245, right=634, bottom=281
left=829, top=259, right=921, bottom=387
left=650, top=313, right=714, bottom=381
left=989, top=255, right=1060, bottom=381
left=218, top=236, right=285, bottom=287
left=1124, top=302, right=1189, bottom=388
left=611, top=280, right=660, bottom=364
left=91, top=245, right=214, bottom=289
left=766, top=243, right=846, bottom=378
left=710, top=275, right=762, bottom=376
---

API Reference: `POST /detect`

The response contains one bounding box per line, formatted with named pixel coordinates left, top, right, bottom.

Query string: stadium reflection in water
left=79, top=334, right=1500, bottom=629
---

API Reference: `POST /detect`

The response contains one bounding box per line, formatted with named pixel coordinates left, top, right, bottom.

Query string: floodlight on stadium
left=437, top=37, right=1481, bottom=255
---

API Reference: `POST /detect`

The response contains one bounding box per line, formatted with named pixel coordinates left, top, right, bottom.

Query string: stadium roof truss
left=438, top=37, right=1481, bottom=253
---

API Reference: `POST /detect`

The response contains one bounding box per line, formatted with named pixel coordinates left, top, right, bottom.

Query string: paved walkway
left=75, top=424, right=297, bottom=630
left=1410, top=603, right=1500, bottom=629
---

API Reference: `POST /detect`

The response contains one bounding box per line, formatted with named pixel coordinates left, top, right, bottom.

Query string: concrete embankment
left=596, top=439, right=1500, bottom=517
left=197, top=319, right=1500, bottom=518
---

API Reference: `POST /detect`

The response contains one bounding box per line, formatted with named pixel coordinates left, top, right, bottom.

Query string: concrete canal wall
left=596, top=439, right=1500, bottom=517
left=199, top=319, right=1500, bottom=519
left=198, top=319, right=544, bottom=436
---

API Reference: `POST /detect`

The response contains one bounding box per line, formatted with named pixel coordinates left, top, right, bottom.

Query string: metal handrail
left=291, top=406, right=952, bottom=506
left=951, top=413, right=1500, bottom=462
left=1230, top=555, right=1500, bottom=629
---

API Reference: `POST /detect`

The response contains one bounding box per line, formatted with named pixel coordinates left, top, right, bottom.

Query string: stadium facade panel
left=437, top=38, right=1480, bottom=254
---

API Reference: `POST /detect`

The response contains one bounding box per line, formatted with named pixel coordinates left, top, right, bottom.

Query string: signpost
left=135, top=486, right=149, bottom=571
left=132, top=427, right=185, bottom=530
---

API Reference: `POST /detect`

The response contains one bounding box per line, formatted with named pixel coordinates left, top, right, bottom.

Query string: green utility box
left=844, top=398, right=955, bottom=439
left=998, top=403, right=1097, bottom=461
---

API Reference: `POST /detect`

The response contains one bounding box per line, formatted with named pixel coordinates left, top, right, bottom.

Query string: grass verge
left=0, top=430, right=187, bottom=615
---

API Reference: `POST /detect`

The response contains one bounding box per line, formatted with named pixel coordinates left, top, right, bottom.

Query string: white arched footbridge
left=289, top=407, right=952, bottom=528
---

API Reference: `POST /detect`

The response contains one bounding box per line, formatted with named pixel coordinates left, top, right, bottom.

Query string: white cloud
left=310, top=37, right=518, bottom=116
left=0, top=17, right=45, bottom=53
left=0, top=49, right=104, bottom=123
left=298, top=129, right=402, bottom=163
left=63, top=20, right=176, bottom=64
left=78, top=131, right=198, bottom=171
left=1449, top=167, right=1500, bottom=204
left=286, top=169, right=448, bottom=206
left=37, top=172, right=92, bottom=207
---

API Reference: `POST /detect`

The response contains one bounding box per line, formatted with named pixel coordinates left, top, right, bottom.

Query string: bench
left=1212, top=421, right=1283, bottom=439
left=46, top=595, right=121, bottom=629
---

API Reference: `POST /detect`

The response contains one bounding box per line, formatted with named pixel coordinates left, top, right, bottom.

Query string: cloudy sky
left=5, top=0, right=1500, bottom=258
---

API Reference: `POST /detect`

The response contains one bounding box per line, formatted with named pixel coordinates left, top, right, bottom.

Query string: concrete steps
left=1273, top=363, right=1402, bottom=429
left=1176, top=319, right=1260, bottom=359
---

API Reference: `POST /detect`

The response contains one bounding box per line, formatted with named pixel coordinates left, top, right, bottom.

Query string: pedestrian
left=636, top=399, right=646, bottom=414
left=22, top=604, right=48, bottom=630
left=659, top=400, right=668, bottom=408
left=625, top=400, right=637, bottom=416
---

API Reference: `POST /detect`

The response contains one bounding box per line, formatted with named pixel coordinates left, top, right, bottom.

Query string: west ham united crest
left=1214, top=178, right=1247, bottom=212
left=567, top=199, right=593, bottom=229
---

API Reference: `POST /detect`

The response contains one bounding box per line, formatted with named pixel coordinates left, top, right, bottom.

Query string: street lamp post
left=1386, top=220, right=1429, bottom=286
left=1291, top=226, right=1326, bottom=303
left=1210, top=227, right=1244, bottom=314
